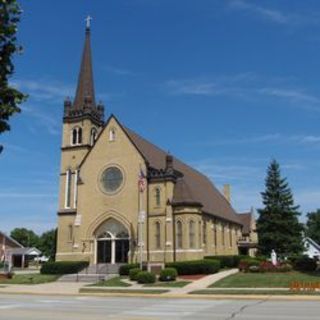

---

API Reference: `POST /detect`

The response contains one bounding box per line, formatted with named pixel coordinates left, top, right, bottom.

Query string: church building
left=56, top=22, right=253, bottom=266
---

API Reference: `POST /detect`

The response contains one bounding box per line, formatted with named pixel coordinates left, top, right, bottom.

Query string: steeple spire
left=64, top=17, right=104, bottom=125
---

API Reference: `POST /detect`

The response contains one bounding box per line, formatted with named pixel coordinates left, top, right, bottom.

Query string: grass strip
left=190, top=289, right=320, bottom=295
left=144, top=281, right=191, bottom=288
left=0, top=274, right=59, bottom=285
left=80, top=288, right=169, bottom=294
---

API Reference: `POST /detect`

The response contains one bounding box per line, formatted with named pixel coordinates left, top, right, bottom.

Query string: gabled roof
left=0, top=231, right=24, bottom=248
left=238, top=212, right=252, bottom=235
left=7, top=247, right=41, bottom=256
left=124, top=127, right=242, bottom=224
left=304, top=237, right=320, bottom=252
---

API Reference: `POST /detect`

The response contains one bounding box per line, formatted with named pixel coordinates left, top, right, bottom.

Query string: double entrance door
left=97, top=239, right=129, bottom=264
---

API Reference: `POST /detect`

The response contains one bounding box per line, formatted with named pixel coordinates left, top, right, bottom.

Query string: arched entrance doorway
left=95, top=218, right=130, bottom=264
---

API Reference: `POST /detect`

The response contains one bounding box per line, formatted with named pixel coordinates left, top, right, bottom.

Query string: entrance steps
left=57, top=264, right=123, bottom=282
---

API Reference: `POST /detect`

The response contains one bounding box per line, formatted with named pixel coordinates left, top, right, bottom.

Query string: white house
left=303, top=237, right=320, bottom=259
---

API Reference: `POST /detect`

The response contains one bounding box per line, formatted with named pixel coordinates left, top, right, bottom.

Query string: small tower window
left=78, top=128, right=82, bottom=144
left=72, top=128, right=77, bottom=145
left=90, top=128, right=97, bottom=146
left=109, top=128, right=116, bottom=141
left=71, top=127, right=82, bottom=146
left=155, top=188, right=161, bottom=207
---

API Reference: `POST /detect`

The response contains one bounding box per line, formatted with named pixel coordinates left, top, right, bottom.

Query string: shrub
left=0, top=262, right=4, bottom=269
left=166, top=259, right=220, bottom=275
left=276, top=263, right=293, bottom=272
left=159, top=268, right=177, bottom=282
left=238, top=258, right=260, bottom=272
left=119, top=263, right=139, bottom=276
left=292, top=256, right=317, bottom=272
left=129, top=268, right=141, bottom=281
left=205, top=255, right=262, bottom=268
left=40, top=261, right=89, bottom=275
left=249, top=265, right=260, bottom=273
left=137, top=271, right=156, bottom=284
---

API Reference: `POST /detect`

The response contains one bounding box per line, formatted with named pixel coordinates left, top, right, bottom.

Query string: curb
left=2, top=289, right=320, bottom=301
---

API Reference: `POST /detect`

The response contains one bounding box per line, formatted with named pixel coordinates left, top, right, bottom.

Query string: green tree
left=0, top=0, right=26, bottom=153
left=257, top=160, right=304, bottom=256
left=305, top=209, right=320, bottom=244
left=38, top=229, right=57, bottom=261
left=10, top=228, right=39, bottom=247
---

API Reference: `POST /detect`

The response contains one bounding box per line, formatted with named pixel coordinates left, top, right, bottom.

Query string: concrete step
left=80, top=263, right=123, bottom=275
left=58, top=274, right=112, bottom=283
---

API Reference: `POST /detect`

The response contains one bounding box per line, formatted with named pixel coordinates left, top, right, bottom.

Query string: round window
left=101, top=167, right=123, bottom=193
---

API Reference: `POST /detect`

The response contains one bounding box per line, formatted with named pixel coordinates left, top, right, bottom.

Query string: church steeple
left=64, top=17, right=104, bottom=126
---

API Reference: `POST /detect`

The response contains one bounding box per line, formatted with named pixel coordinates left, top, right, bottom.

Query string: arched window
left=221, top=223, right=225, bottom=246
left=109, top=128, right=116, bottom=141
left=176, top=220, right=183, bottom=249
left=72, top=128, right=77, bottom=145
left=90, top=128, right=97, bottom=146
left=155, top=188, right=161, bottom=207
left=155, top=221, right=161, bottom=249
left=213, top=222, right=217, bottom=247
left=189, top=220, right=195, bottom=248
left=203, top=220, right=207, bottom=245
left=198, top=220, right=202, bottom=248
left=65, top=169, right=72, bottom=208
left=78, top=128, right=82, bottom=144
left=229, top=224, right=233, bottom=247
left=71, top=127, right=82, bottom=145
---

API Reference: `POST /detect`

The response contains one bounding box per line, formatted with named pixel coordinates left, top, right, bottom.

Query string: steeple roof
left=73, top=25, right=96, bottom=109
left=63, top=20, right=104, bottom=126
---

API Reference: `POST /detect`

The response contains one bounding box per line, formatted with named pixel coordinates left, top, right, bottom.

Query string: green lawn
left=0, top=274, right=59, bottom=285
left=211, top=272, right=320, bottom=288
left=80, top=288, right=169, bottom=294
left=144, top=281, right=191, bottom=288
left=90, top=277, right=131, bottom=287
left=191, top=289, right=320, bottom=296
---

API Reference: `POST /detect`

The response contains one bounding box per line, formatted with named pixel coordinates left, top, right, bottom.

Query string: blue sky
left=1, top=0, right=320, bottom=234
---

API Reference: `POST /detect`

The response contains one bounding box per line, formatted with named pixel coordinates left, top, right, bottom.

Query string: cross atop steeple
left=63, top=18, right=104, bottom=126
left=85, top=15, right=92, bottom=30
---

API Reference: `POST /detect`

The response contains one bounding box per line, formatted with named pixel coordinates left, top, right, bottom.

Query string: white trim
left=56, top=252, right=93, bottom=256
left=64, top=170, right=71, bottom=209
left=145, top=249, right=203, bottom=254
left=73, top=170, right=78, bottom=208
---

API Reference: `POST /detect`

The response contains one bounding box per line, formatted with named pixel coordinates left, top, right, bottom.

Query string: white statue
left=271, top=249, right=277, bottom=266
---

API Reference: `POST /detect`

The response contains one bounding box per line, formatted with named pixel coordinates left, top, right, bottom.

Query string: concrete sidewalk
left=0, top=281, right=85, bottom=295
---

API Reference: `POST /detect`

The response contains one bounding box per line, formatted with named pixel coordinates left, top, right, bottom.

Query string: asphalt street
left=0, top=294, right=319, bottom=320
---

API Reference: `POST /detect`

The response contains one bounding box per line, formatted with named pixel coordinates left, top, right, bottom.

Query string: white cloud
left=12, top=79, right=73, bottom=103
left=166, top=74, right=320, bottom=112
left=228, top=0, right=319, bottom=26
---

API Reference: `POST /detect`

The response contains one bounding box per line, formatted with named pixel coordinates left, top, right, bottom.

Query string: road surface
left=0, top=294, right=319, bottom=319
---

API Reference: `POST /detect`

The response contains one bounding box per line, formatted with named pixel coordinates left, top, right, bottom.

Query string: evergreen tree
left=0, top=0, right=27, bottom=153
left=305, top=209, right=320, bottom=244
left=38, top=229, right=57, bottom=261
left=257, top=160, right=304, bottom=256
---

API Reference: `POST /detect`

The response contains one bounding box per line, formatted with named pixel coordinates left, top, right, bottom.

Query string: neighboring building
left=303, top=237, right=320, bottom=259
left=56, top=23, right=253, bottom=265
left=238, top=209, right=258, bottom=257
left=0, top=231, right=41, bottom=268
left=0, top=231, right=23, bottom=262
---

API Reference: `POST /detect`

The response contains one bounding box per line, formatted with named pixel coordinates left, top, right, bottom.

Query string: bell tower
left=58, top=18, right=104, bottom=214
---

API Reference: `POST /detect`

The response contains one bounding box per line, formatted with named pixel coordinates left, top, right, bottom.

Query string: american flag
left=138, top=168, right=147, bottom=193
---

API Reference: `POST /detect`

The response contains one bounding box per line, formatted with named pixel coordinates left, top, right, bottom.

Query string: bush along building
left=56, top=21, right=257, bottom=267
